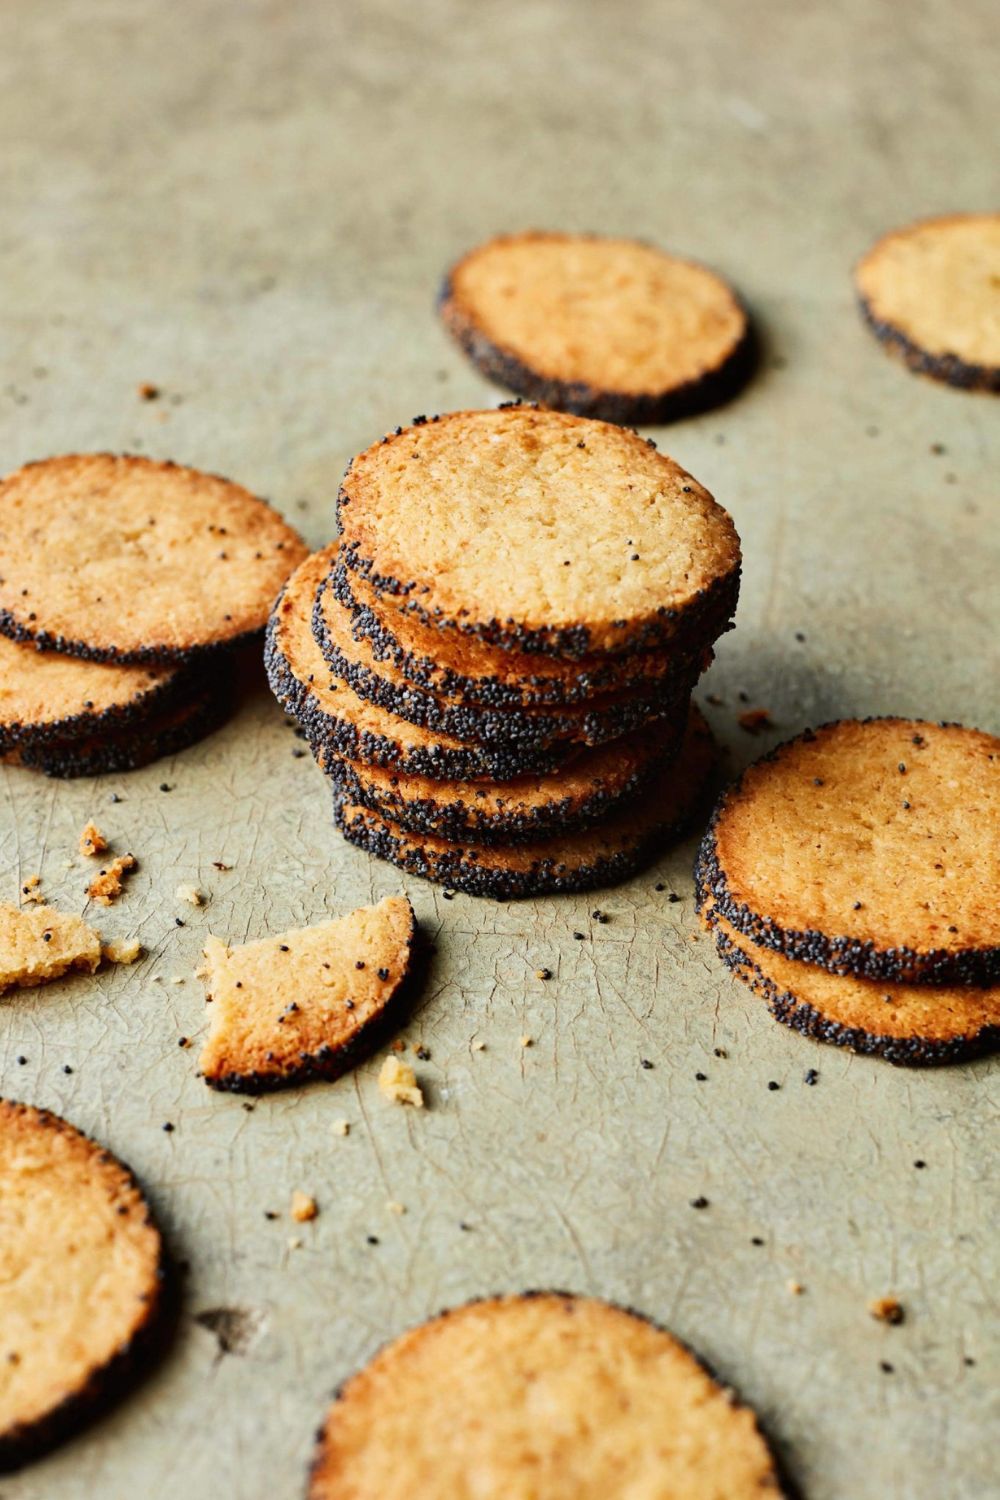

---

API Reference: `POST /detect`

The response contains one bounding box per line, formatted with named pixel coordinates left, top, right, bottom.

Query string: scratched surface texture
left=0, top=2, right=997, bottom=1497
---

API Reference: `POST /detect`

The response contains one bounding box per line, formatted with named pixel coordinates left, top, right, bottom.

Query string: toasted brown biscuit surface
left=699, top=718, right=1000, bottom=985
left=856, top=213, right=1000, bottom=391
left=315, top=567, right=701, bottom=752
left=198, top=895, right=416, bottom=1092
left=308, top=1292, right=783, bottom=1500
left=704, top=901, right=999, bottom=1065
left=0, top=454, right=308, bottom=663
left=0, top=1101, right=164, bottom=1471
left=265, top=550, right=584, bottom=780
left=336, top=408, right=741, bottom=658
left=337, top=559, right=717, bottom=709
left=439, top=232, right=753, bottom=422
left=0, top=903, right=102, bottom=993
left=328, top=709, right=687, bottom=844
left=0, top=634, right=183, bottom=754
left=336, top=708, right=715, bottom=899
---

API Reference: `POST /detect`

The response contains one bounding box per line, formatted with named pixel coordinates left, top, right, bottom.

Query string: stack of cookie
left=268, top=405, right=742, bottom=898
left=696, top=718, right=1000, bottom=1065
left=0, top=454, right=307, bottom=776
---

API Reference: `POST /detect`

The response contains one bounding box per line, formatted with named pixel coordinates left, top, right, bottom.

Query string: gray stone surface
left=0, top=2, right=997, bottom=1496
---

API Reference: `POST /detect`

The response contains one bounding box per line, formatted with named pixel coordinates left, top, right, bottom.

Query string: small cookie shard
left=79, top=823, right=108, bottom=858
left=87, top=854, right=137, bottom=907
left=856, top=213, right=1000, bottom=392
left=0, top=1101, right=163, bottom=1471
left=335, top=407, right=741, bottom=659
left=705, top=904, right=999, bottom=1066
left=0, top=453, right=308, bottom=663
left=198, top=895, right=417, bottom=1093
left=440, top=232, right=753, bottom=423
left=699, top=719, right=1000, bottom=985
left=377, top=1055, right=423, bottom=1107
left=101, top=937, right=144, bottom=966
left=0, top=903, right=101, bottom=995
left=308, top=1293, right=782, bottom=1499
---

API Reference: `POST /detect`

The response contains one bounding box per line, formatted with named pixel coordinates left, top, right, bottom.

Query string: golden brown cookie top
left=701, top=718, right=1000, bottom=984
left=856, top=213, right=1000, bottom=388
left=0, top=453, right=308, bottom=662
left=0, top=1101, right=162, bottom=1464
left=337, top=408, right=740, bottom=657
left=309, top=1292, right=781, bottom=1500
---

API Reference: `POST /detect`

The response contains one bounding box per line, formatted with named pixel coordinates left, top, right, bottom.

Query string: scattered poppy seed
left=690, top=1196, right=709, bottom=1210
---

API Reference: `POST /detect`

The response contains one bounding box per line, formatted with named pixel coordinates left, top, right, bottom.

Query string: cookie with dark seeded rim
left=315, top=569, right=701, bottom=752
left=335, top=407, right=741, bottom=659
left=3, top=671, right=233, bottom=778
left=326, top=707, right=688, bottom=844
left=438, top=231, right=755, bottom=424
left=855, top=213, right=1000, bottom=392
left=265, top=549, right=589, bottom=781
left=0, top=634, right=190, bottom=756
left=198, top=895, right=417, bottom=1094
left=698, top=718, right=1000, bottom=985
left=701, top=892, right=999, bottom=1066
left=335, top=708, right=715, bottom=900
left=0, top=453, right=308, bottom=664
left=308, top=1291, right=784, bottom=1500
left=0, top=1101, right=165, bottom=1472
left=336, top=557, right=719, bottom=710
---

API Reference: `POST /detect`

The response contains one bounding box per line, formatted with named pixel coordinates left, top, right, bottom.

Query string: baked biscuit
left=308, top=1292, right=783, bottom=1500
left=439, top=231, right=754, bottom=422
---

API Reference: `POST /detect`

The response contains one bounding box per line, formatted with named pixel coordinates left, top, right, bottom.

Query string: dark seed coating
left=264, top=550, right=591, bottom=781
left=335, top=710, right=715, bottom=900
left=314, top=572, right=700, bottom=752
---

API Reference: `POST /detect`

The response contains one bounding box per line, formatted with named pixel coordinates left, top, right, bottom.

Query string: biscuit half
left=198, top=894, right=417, bottom=1092
left=308, top=1292, right=784, bottom=1500
left=439, top=231, right=754, bottom=422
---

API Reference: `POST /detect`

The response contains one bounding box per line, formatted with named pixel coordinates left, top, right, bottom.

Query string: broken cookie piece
left=79, top=823, right=108, bottom=858
left=197, top=894, right=417, bottom=1093
left=101, top=937, right=144, bottom=966
left=377, top=1054, right=424, bottom=1107
left=0, top=902, right=102, bottom=995
left=87, top=854, right=137, bottom=906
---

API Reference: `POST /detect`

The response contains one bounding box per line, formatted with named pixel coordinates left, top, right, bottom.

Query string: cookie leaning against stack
left=0, top=454, right=307, bottom=775
left=269, top=406, right=739, bottom=896
left=696, top=718, right=1000, bottom=1064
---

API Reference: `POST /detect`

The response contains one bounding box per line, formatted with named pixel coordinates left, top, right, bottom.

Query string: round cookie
left=327, top=710, right=687, bottom=844
left=0, top=453, right=309, bottom=663
left=705, top=900, right=998, bottom=1066
left=698, top=718, right=1000, bottom=985
left=315, top=569, right=700, bottom=753
left=336, top=558, right=716, bottom=710
left=0, top=1101, right=164, bottom=1471
left=0, top=633, right=185, bottom=755
left=4, top=674, right=232, bottom=778
left=855, top=214, right=1000, bottom=391
left=439, top=232, right=754, bottom=423
left=336, top=407, right=741, bottom=659
left=265, top=549, right=587, bottom=780
left=308, top=1292, right=783, bottom=1500
left=335, top=708, right=715, bottom=899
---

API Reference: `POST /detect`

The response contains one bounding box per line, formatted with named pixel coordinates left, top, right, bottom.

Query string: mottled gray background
left=0, top=2, right=997, bottom=1497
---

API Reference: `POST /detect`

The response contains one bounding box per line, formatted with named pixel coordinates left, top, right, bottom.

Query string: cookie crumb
left=738, top=708, right=773, bottom=734
left=471, top=1038, right=486, bottom=1052
left=519, top=1035, right=533, bottom=1049
left=378, top=1055, right=424, bottom=1107
left=175, top=884, right=204, bottom=907
left=87, top=854, right=137, bottom=906
left=331, top=1118, right=350, bottom=1137
left=869, top=1296, right=905, bottom=1325
left=137, top=381, right=160, bottom=400
left=386, top=1200, right=406, bottom=1216
left=79, top=823, right=108, bottom=858
left=287, top=1236, right=303, bottom=1251
left=290, top=1191, right=318, bottom=1223
left=102, top=937, right=143, bottom=965
left=19, top=875, right=43, bottom=905
left=787, top=1280, right=804, bottom=1296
